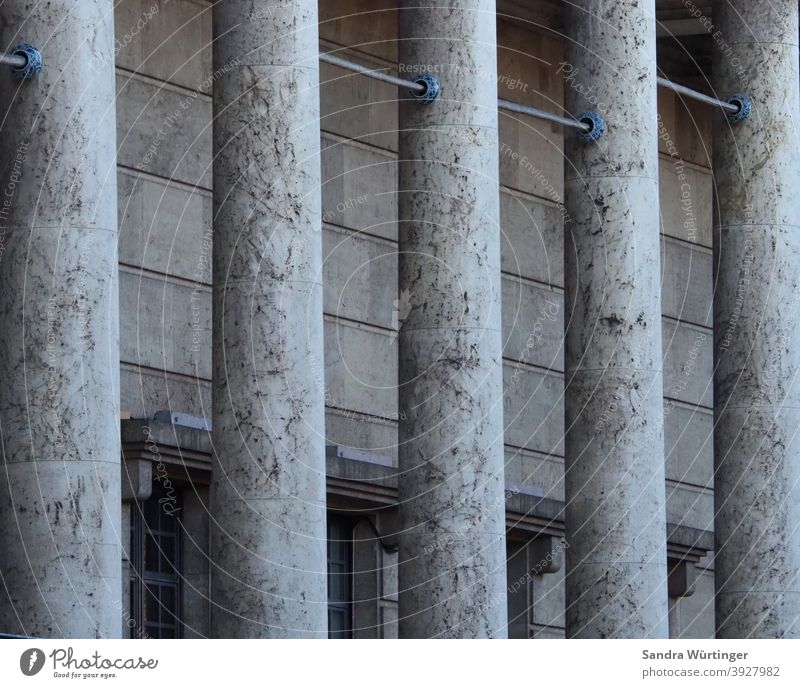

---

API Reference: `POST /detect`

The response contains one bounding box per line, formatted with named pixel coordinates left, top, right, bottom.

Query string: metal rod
left=320, top=53, right=590, bottom=131
left=320, top=54, right=746, bottom=130
left=0, top=50, right=27, bottom=68
left=657, top=76, right=739, bottom=113
left=320, top=52, right=425, bottom=93
left=498, top=97, right=590, bottom=131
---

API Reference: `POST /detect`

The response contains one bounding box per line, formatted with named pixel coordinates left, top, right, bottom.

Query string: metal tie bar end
left=410, top=73, right=440, bottom=103
left=577, top=111, right=605, bottom=142
left=10, top=44, right=43, bottom=79
left=725, top=93, right=752, bottom=124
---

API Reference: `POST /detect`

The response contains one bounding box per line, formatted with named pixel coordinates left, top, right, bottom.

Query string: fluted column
left=210, top=0, right=328, bottom=637
left=563, top=0, right=669, bottom=638
left=0, top=1, right=121, bottom=638
left=712, top=0, right=800, bottom=638
left=397, top=0, right=508, bottom=638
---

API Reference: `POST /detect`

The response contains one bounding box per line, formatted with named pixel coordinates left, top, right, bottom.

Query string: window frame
left=129, top=479, right=184, bottom=639
left=327, top=514, right=354, bottom=639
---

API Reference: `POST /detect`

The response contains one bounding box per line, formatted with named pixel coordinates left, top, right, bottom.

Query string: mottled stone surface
left=182, top=486, right=210, bottom=639
left=0, top=1, right=122, bottom=638
left=712, top=0, right=800, bottom=639
left=209, top=0, right=328, bottom=637
left=396, top=0, right=508, bottom=638
left=563, top=0, right=669, bottom=638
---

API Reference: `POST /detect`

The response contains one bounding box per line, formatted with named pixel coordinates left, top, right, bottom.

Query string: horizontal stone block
left=503, top=364, right=564, bottom=456
left=662, top=319, right=713, bottom=408
left=499, top=116, right=564, bottom=201
left=321, top=136, right=397, bottom=240
left=659, top=156, right=712, bottom=247
left=116, top=73, right=212, bottom=188
left=320, top=58, right=398, bottom=151
left=120, top=268, right=211, bottom=379
left=324, top=319, right=397, bottom=420
left=323, top=227, right=396, bottom=329
left=120, top=363, right=210, bottom=419
left=666, top=482, right=713, bottom=532
left=497, top=24, right=564, bottom=201
left=500, top=189, right=564, bottom=286
left=657, top=89, right=713, bottom=170
left=505, top=449, right=565, bottom=502
left=324, top=409, right=398, bottom=466
left=319, top=1, right=398, bottom=63
left=661, top=238, right=712, bottom=327
left=115, top=0, right=212, bottom=91
left=664, top=402, right=713, bottom=488
left=118, top=170, right=212, bottom=282
left=498, top=21, right=564, bottom=107
left=502, top=278, right=563, bottom=371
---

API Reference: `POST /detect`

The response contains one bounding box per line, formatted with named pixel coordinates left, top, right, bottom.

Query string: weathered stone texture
left=209, top=0, right=328, bottom=638
left=563, top=0, right=669, bottom=638
left=712, top=0, right=800, bottom=639
left=396, top=0, right=508, bottom=638
left=0, top=0, right=122, bottom=638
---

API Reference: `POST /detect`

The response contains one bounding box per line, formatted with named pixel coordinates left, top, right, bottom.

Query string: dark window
left=129, top=479, right=182, bottom=639
left=327, top=516, right=353, bottom=638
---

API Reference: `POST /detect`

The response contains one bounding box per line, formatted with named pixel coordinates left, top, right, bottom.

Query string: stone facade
left=0, top=0, right=794, bottom=639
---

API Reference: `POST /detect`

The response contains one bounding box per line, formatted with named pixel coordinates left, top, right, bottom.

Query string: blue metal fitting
left=577, top=111, right=605, bottom=143
left=725, top=93, right=752, bottom=124
left=410, top=73, right=440, bottom=104
left=11, top=44, right=43, bottom=80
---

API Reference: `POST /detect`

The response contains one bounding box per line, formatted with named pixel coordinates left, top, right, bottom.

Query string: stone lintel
left=121, top=424, right=714, bottom=564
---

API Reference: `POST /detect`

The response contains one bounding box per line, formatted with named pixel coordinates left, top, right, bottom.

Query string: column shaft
left=563, top=0, right=669, bottom=638
left=0, top=1, right=122, bottom=638
left=397, top=0, right=508, bottom=639
left=209, top=0, right=328, bottom=637
left=712, top=0, right=800, bottom=638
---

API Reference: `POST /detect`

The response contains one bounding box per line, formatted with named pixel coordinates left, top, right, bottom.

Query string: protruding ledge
left=120, top=423, right=715, bottom=563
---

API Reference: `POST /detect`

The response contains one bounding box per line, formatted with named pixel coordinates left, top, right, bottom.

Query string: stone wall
left=113, top=0, right=716, bottom=638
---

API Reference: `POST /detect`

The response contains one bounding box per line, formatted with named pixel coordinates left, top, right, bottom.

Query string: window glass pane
left=162, top=586, right=175, bottom=620
left=129, top=583, right=136, bottom=639
left=145, top=586, right=159, bottom=626
left=131, top=481, right=184, bottom=638
left=144, top=532, right=158, bottom=574
left=159, top=534, right=176, bottom=574
left=329, top=609, right=347, bottom=639
left=327, top=517, right=352, bottom=638
left=330, top=577, right=346, bottom=603
left=144, top=494, right=159, bottom=524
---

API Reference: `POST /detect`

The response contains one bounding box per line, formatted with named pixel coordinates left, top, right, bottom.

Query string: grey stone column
left=712, top=0, right=800, bottom=638
left=397, top=0, right=508, bottom=638
left=209, top=0, right=328, bottom=638
left=0, top=2, right=122, bottom=637
left=563, top=0, right=669, bottom=638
